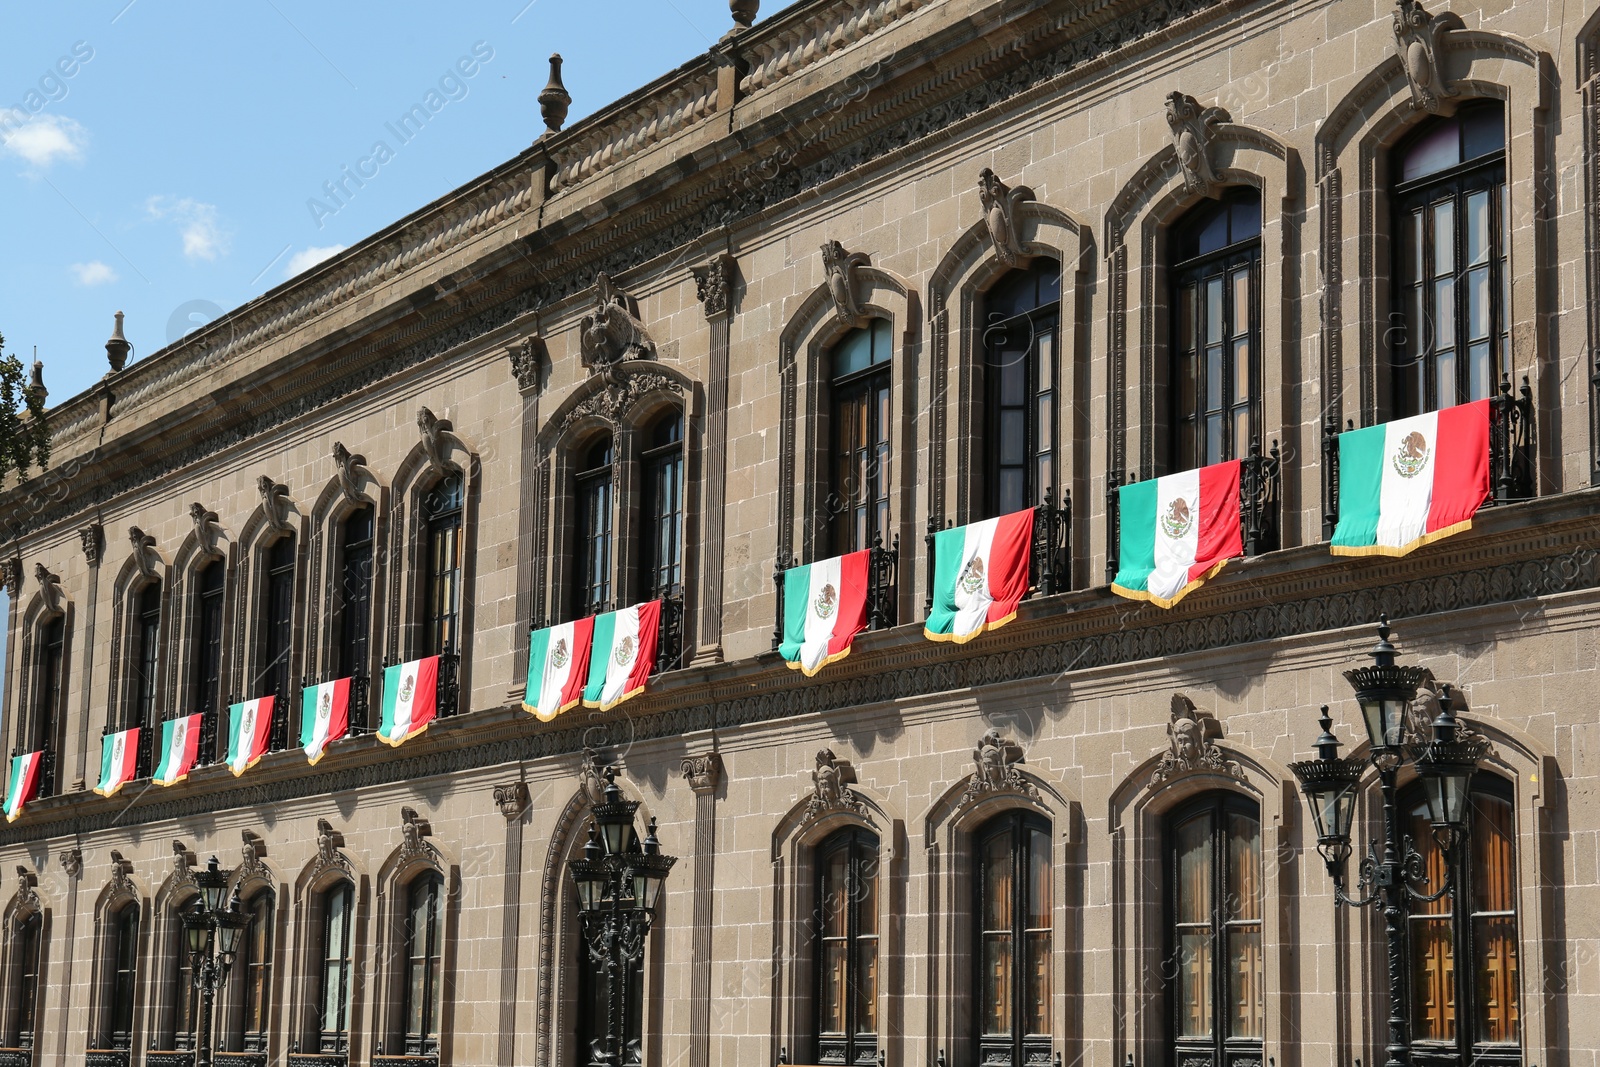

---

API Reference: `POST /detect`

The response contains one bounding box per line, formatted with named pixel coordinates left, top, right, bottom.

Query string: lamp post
left=182, top=857, right=247, bottom=1067
left=568, top=770, right=677, bottom=1067
left=1289, top=617, right=1486, bottom=1067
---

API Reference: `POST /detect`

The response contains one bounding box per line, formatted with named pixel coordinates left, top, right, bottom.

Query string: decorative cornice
left=494, top=781, right=531, bottom=820
left=680, top=753, right=723, bottom=796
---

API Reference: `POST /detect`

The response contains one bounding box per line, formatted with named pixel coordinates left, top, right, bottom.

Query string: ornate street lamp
left=1289, top=617, right=1486, bottom=1067
left=183, top=857, right=247, bottom=1067
left=569, top=771, right=678, bottom=1067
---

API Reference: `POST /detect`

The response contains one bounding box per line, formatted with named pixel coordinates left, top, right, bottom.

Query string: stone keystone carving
left=129, top=526, right=159, bottom=581
left=808, top=748, right=866, bottom=820
left=578, top=747, right=615, bottom=807
left=978, top=168, right=1036, bottom=265
left=1394, top=0, right=1463, bottom=113
left=495, top=782, right=531, bottom=820
left=681, top=753, right=724, bottom=796
left=107, top=850, right=136, bottom=899
left=80, top=524, right=104, bottom=567
left=316, top=819, right=344, bottom=863
left=190, top=503, right=222, bottom=559
left=1405, top=677, right=1492, bottom=754
left=1166, top=91, right=1231, bottom=199
left=539, top=54, right=571, bottom=134
left=821, top=240, right=872, bottom=324
left=257, top=476, right=293, bottom=534
left=331, top=443, right=370, bottom=504
left=11, top=866, right=40, bottom=919
left=240, top=829, right=267, bottom=875
left=1152, top=694, right=1242, bottom=785
left=962, top=728, right=1038, bottom=805
left=580, top=273, right=656, bottom=380
left=692, top=254, right=736, bottom=320
left=170, top=841, right=198, bottom=890
left=34, top=564, right=63, bottom=615
left=418, top=407, right=454, bottom=475
left=399, top=806, right=433, bottom=855
left=508, top=337, right=546, bottom=394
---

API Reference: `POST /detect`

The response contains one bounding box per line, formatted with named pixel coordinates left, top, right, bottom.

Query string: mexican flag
left=925, top=508, right=1034, bottom=643
left=301, top=678, right=351, bottom=765
left=778, top=550, right=870, bottom=676
left=3, top=752, right=41, bottom=823
left=523, top=618, right=595, bottom=722
left=1111, top=460, right=1244, bottom=609
left=94, top=727, right=141, bottom=797
left=379, top=657, right=438, bottom=746
left=584, top=601, right=662, bottom=711
left=227, top=696, right=274, bottom=777
left=1331, top=399, right=1490, bottom=557
left=153, top=715, right=202, bottom=787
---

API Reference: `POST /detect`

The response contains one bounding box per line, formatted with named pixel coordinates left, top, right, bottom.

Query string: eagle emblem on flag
left=814, top=583, right=837, bottom=619
left=959, top=556, right=986, bottom=594
left=1161, top=498, right=1194, bottom=539
left=1393, top=430, right=1429, bottom=478
left=319, top=692, right=332, bottom=721
left=614, top=635, right=636, bottom=666
left=399, top=675, right=415, bottom=703
left=552, top=638, right=569, bottom=668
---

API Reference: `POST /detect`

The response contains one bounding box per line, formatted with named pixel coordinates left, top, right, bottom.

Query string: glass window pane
left=1023, top=930, right=1051, bottom=1035
left=982, top=933, right=1013, bottom=1036
left=856, top=847, right=879, bottom=936
left=1036, top=332, right=1054, bottom=390
left=1473, top=916, right=1519, bottom=1044
left=999, top=354, right=1027, bottom=406
left=1432, top=277, right=1455, bottom=352
left=1227, top=926, right=1263, bottom=1039
left=1226, top=814, right=1261, bottom=923
left=1462, top=103, right=1506, bottom=162
left=854, top=937, right=879, bottom=1035
left=1000, top=411, right=1027, bottom=466
left=1177, top=930, right=1213, bottom=1038
left=1466, top=191, right=1489, bottom=266
left=1205, top=278, right=1223, bottom=345
left=1405, top=210, right=1424, bottom=282
left=1231, top=269, right=1250, bottom=336
left=1403, top=122, right=1462, bottom=181
left=1433, top=201, right=1455, bottom=276
left=1176, top=814, right=1212, bottom=925
left=984, top=832, right=1014, bottom=930
left=824, top=849, right=848, bottom=937
left=1027, top=829, right=1051, bottom=929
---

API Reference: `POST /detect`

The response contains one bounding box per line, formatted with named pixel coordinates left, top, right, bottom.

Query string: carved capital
left=1, top=557, right=21, bottom=599
left=680, top=752, right=723, bottom=795
left=692, top=254, right=736, bottom=321
left=1394, top=0, right=1464, bottom=113
left=508, top=337, right=546, bottom=395
left=494, top=781, right=531, bottom=820
left=962, top=728, right=1038, bottom=806
left=1151, top=694, right=1242, bottom=787
left=79, top=523, right=104, bottom=567
left=1166, top=91, right=1231, bottom=199
left=977, top=168, right=1036, bottom=266
left=58, top=848, right=82, bottom=880
left=820, top=240, right=871, bottom=324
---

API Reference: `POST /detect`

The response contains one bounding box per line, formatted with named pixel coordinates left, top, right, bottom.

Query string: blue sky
left=0, top=1, right=742, bottom=410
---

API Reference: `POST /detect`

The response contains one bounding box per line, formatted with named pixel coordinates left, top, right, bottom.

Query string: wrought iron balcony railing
left=771, top=538, right=898, bottom=652
left=655, top=593, right=687, bottom=675
left=213, top=1054, right=268, bottom=1067
left=84, top=1051, right=130, bottom=1067
left=0, top=1046, right=30, bottom=1067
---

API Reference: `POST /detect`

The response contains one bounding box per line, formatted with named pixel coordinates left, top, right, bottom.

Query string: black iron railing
left=436, top=652, right=461, bottom=719
left=198, top=704, right=219, bottom=766
left=771, top=538, right=898, bottom=652
left=926, top=496, right=1071, bottom=614
left=85, top=1052, right=130, bottom=1067
left=214, top=1054, right=268, bottom=1067
left=348, top=673, right=371, bottom=736
left=655, top=593, right=686, bottom=674
left=145, top=1052, right=194, bottom=1067
left=1106, top=447, right=1281, bottom=579
left=287, top=1054, right=346, bottom=1067
left=0, top=1048, right=29, bottom=1067
left=266, top=685, right=292, bottom=752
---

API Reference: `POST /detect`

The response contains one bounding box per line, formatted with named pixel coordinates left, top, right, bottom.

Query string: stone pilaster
left=494, top=781, right=531, bottom=1067
left=691, top=254, right=736, bottom=664
left=680, top=752, right=723, bottom=1067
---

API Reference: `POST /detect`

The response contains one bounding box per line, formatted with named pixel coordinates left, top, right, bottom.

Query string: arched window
left=337, top=507, right=375, bottom=678
left=1403, top=775, right=1520, bottom=1064
left=638, top=413, right=685, bottom=603
left=257, top=536, right=296, bottom=704
left=234, top=890, right=273, bottom=1053
left=814, top=827, right=879, bottom=1065
left=105, top=902, right=140, bottom=1050
left=189, top=561, right=225, bottom=760
left=1165, top=793, right=1263, bottom=1067
left=422, top=476, right=463, bottom=657
left=981, top=259, right=1061, bottom=517
left=24, top=615, right=65, bottom=794
left=573, top=438, right=615, bottom=619
left=975, top=810, right=1052, bottom=1067
left=317, top=881, right=354, bottom=1053
left=1391, top=101, right=1508, bottom=416
left=12, top=911, right=42, bottom=1049
left=129, top=582, right=162, bottom=776
left=829, top=319, right=893, bottom=554
left=1170, top=188, right=1262, bottom=471
left=170, top=898, right=199, bottom=1051
left=402, top=871, right=444, bottom=1055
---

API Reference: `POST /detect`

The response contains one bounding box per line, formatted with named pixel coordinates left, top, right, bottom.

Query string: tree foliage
left=0, top=331, right=51, bottom=485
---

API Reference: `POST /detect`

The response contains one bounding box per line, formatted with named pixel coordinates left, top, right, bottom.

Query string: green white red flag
left=584, top=601, right=661, bottom=711
left=227, top=696, right=274, bottom=777
left=379, top=657, right=438, bottom=746
left=1111, top=460, right=1243, bottom=608
left=925, top=508, right=1034, bottom=643
left=153, top=715, right=202, bottom=787
left=4, top=752, right=41, bottom=823
left=523, top=618, right=595, bottom=721
left=94, top=727, right=140, bottom=797
left=1331, top=399, right=1490, bottom=557
left=301, top=678, right=351, bottom=765
left=778, top=551, right=870, bottom=676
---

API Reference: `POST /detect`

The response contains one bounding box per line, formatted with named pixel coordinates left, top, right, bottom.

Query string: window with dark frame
left=1403, top=776, right=1521, bottom=1067
left=573, top=438, right=615, bottom=620
left=814, top=827, right=880, bottom=1066
left=975, top=810, right=1052, bottom=1067
left=171, top=901, right=199, bottom=1051
left=1391, top=101, right=1508, bottom=418
left=190, top=561, right=225, bottom=753
left=13, top=911, right=41, bottom=1050
left=237, top=891, right=273, bottom=1053
left=130, top=582, right=162, bottom=739
left=638, top=413, right=685, bottom=603
left=981, top=259, right=1061, bottom=518
left=318, top=881, right=354, bottom=1053
left=257, top=536, right=296, bottom=704
left=829, top=319, right=893, bottom=555
left=338, top=507, right=375, bottom=678
left=402, top=871, right=444, bottom=1055
left=422, top=477, right=463, bottom=657
left=1165, top=793, right=1263, bottom=1067
left=108, top=902, right=139, bottom=1050
left=1170, top=188, right=1263, bottom=472
left=28, top=614, right=65, bottom=762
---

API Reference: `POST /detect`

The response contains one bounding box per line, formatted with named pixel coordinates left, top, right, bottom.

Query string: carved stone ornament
left=80, top=523, right=104, bottom=567
left=1393, top=0, right=1464, bottom=113
left=579, top=273, right=656, bottom=379
left=494, top=781, right=531, bottom=820
left=820, top=240, right=872, bottom=323
left=10, top=866, right=40, bottom=923
left=257, top=475, right=293, bottom=534
left=578, top=747, right=613, bottom=807
left=107, top=850, right=136, bottom=900
left=128, top=526, right=159, bottom=580
left=397, top=806, right=439, bottom=870
left=1166, top=91, right=1231, bottom=199
left=730, top=0, right=759, bottom=28
left=169, top=840, right=197, bottom=890
left=978, top=168, right=1036, bottom=265
left=1405, top=677, right=1493, bottom=755
left=34, top=564, right=63, bottom=615
left=562, top=368, right=682, bottom=435
left=692, top=254, right=736, bottom=320
left=189, top=503, right=222, bottom=559
left=418, top=407, right=454, bottom=475
left=539, top=53, right=571, bottom=134
left=1151, top=694, right=1242, bottom=786
left=1, top=558, right=20, bottom=598
left=331, top=442, right=370, bottom=504
left=507, top=337, right=545, bottom=394
left=807, top=748, right=866, bottom=820
left=680, top=752, right=723, bottom=796
left=238, top=829, right=269, bottom=883
left=310, top=818, right=354, bottom=883
left=59, top=848, right=82, bottom=880
left=962, top=728, right=1038, bottom=806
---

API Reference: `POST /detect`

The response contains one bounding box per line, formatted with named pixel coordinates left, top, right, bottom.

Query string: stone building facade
left=0, top=1, right=1595, bottom=1067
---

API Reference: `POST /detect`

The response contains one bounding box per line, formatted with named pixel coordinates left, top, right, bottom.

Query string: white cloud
left=284, top=244, right=347, bottom=278
left=70, top=260, right=118, bottom=286
left=0, top=110, right=88, bottom=168
left=145, top=195, right=229, bottom=261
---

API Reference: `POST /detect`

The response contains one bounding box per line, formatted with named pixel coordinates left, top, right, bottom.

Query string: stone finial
left=80, top=523, right=104, bottom=567
left=1166, top=91, right=1231, bottom=199
left=106, top=311, right=131, bottom=373
left=820, top=240, right=871, bottom=324
left=27, top=357, right=45, bottom=403
left=494, top=782, right=531, bottom=820
left=978, top=168, right=1036, bottom=266
left=692, top=254, right=736, bottom=320
left=539, top=54, right=572, bottom=134
left=1394, top=0, right=1463, bottom=113
left=680, top=753, right=723, bottom=796
left=730, top=0, right=759, bottom=28
left=1151, top=693, right=1241, bottom=785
